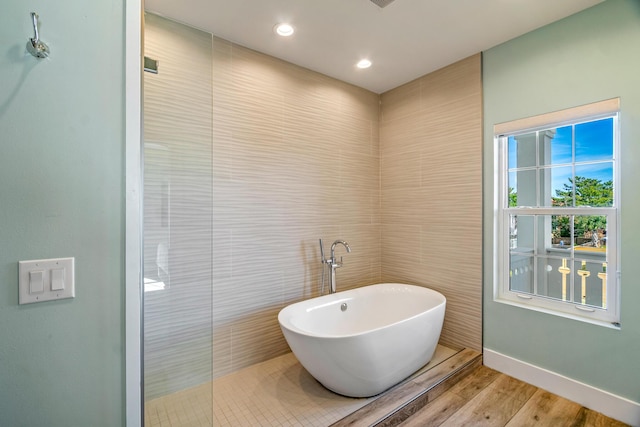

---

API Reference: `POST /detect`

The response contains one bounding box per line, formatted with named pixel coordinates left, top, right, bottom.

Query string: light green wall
left=483, top=0, right=640, bottom=403
left=0, top=1, right=125, bottom=426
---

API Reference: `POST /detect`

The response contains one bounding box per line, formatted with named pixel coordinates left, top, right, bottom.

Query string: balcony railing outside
left=510, top=250, right=607, bottom=309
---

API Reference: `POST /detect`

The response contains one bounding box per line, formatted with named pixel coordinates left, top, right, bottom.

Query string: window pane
left=539, top=126, right=572, bottom=166
left=508, top=136, right=517, bottom=168
left=514, top=213, right=609, bottom=307
left=544, top=166, right=573, bottom=207
left=509, top=170, right=536, bottom=207
left=510, top=215, right=534, bottom=251
left=575, top=118, right=614, bottom=163
left=551, top=214, right=572, bottom=249
left=573, top=260, right=607, bottom=308
left=509, top=134, right=536, bottom=168
left=574, top=164, right=614, bottom=207
left=536, top=215, right=551, bottom=254
left=507, top=172, right=517, bottom=207
left=573, top=215, right=607, bottom=251
left=536, top=256, right=568, bottom=301
left=598, top=265, right=609, bottom=309
left=510, top=255, right=534, bottom=294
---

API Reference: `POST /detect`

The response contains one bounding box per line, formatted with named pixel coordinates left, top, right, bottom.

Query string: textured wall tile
left=382, top=150, right=422, bottom=191
left=380, top=54, right=482, bottom=352
left=339, top=84, right=381, bottom=123
left=379, top=111, right=427, bottom=157
left=147, top=13, right=383, bottom=396
left=230, top=308, right=290, bottom=372
left=214, top=42, right=382, bottom=374
left=379, top=78, right=421, bottom=123
left=381, top=189, right=431, bottom=225
left=212, top=326, right=232, bottom=378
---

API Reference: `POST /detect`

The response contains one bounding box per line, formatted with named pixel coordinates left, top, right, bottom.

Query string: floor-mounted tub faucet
left=319, top=239, right=351, bottom=294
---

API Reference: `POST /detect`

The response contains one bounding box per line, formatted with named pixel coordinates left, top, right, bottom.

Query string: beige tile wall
left=145, top=13, right=483, bottom=399
left=210, top=38, right=382, bottom=377
left=380, top=54, right=483, bottom=351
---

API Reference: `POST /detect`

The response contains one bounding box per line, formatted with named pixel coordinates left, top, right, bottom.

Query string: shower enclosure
left=142, top=9, right=383, bottom=425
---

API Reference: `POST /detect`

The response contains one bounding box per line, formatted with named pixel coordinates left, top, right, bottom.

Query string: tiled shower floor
left=144, top=345, right=457, bottom=427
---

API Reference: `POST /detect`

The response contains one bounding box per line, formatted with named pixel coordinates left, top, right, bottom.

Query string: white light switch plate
left=18, top=257, right=75, bottom=304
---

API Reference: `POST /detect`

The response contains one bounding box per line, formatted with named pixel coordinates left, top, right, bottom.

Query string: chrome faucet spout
left=330, top=240, right=351, bottom=259
left=327, top=240, right=351, bottom=294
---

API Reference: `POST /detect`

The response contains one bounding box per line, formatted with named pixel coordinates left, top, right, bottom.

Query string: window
left=495, top=99, right=620, bottom=326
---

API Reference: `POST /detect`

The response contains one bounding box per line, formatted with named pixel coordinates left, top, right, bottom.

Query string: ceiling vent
left=369, top=0, right=396, bottom=8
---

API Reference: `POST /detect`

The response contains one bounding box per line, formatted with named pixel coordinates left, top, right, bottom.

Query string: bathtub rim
left=278, top=283, right=446, bottom=339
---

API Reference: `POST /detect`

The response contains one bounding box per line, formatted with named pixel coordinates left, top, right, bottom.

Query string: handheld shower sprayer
left=319, top=239, right=326, bottom=295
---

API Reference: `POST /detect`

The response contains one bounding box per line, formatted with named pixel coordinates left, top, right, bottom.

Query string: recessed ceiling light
left=356, top=59, right=372, bottom=69
left=275, top=23, right=294, bottom=37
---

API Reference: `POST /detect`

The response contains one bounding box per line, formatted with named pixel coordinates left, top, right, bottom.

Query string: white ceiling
left=144, top=0, right=603, bottom=94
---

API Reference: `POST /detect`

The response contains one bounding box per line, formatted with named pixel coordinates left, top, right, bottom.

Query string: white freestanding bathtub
left=278, top=283, right=446, bottom=397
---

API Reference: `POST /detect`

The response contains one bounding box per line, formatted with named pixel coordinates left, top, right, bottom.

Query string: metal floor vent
left=370, top=0, right=396, bottom=8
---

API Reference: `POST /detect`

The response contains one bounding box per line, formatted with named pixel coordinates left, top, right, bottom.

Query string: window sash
left=497, top=208, right=618, bottom=323
left=495, top=104, right=620, bottom=326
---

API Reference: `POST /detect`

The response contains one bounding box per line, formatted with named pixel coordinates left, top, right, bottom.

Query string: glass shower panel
left=143, top=13, right=213, bottom=425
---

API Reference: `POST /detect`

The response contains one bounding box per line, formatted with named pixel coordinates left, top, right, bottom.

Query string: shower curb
left=331, top=348, right=482, bottom=427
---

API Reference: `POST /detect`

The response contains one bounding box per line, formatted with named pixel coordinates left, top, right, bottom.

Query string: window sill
left=494, top=295, right=621, bottom=330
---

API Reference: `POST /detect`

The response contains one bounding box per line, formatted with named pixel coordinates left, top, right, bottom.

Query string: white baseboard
left=483, top=348, right=640, bottom=427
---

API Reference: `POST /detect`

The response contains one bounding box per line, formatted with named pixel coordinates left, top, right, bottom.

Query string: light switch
left=29, top=270, right=44, bottom=294
left=51, top=268, right=65, bottom=291
left=19, top=257, right=75, bottom=305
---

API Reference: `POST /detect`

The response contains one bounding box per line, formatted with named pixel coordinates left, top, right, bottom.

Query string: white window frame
left=494, top=99, right=621, bottom=327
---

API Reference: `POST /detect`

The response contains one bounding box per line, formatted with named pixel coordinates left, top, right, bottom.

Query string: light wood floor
left=145, top=346, right=629, bottom=426
left=398, top=365, right=629, bottom=427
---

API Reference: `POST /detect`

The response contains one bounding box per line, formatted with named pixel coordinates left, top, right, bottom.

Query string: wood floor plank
left=334, top=348, right=481, bottom=427
left=411, top=348, right=481, bottom=389
left=447, top=365, right=502, bottom=401
left=375, top=392, right=431, bottom=427
left=332, top=349, right=631, bottom=427
left=330, top=380, right=425, bottom=427
left=505, top=389, right=582, bottom=427
left=373, top=351, right=482, bottom=426
left=392, top=364, right=630, bottom=427
left=420, top=354, right=483, bottom=406
left=397, top=390, right=467, bottom=427
left=438, top=373, right=537, bottom=427
left=398, top=366, right=502, bottom=427
left=569, top=406, right=630, bottom=427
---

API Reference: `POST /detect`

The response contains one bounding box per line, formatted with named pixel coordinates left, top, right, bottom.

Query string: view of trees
left=552, top=176, right=612, bottom=242
left=552, top=176, right=613, bottom=208
left=508, top=187, right=517, bottom=208
left=509, top=176, right=613, bottom=245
